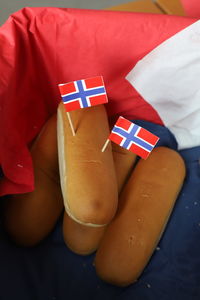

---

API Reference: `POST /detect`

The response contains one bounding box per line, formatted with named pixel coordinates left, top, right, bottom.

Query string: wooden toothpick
left=67, top=112, right=75, bottom=136
left=101, top=139, right=110, bottom=152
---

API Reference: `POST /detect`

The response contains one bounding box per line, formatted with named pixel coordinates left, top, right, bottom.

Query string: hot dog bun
left=57, top=102, right=118, bottom=227
left=112, top=142, right=137, bottom=194
left=63, top=214, right=106, bottom=255
left=4, top=114, right=64, bottom=246
left=94, top=147, right=186, bottom=286
left=62, top=142, right=137, bottom=255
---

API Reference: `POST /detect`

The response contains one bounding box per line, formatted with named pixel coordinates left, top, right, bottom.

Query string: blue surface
left=0, top=121, right=200, bottom=300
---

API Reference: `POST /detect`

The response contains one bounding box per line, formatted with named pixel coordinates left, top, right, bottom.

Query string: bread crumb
left=194, top=202, right=198, bottom=205
left=147, top=283, right=151, bottom=288
left=137, top=218, right=141, bottom=222
left=156, top=247, right=160, bottom=251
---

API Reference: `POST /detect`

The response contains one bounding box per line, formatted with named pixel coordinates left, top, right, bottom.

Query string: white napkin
left=126, top=20, right=200, bottom=150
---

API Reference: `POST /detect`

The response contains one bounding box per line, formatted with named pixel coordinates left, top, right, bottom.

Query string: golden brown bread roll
left=3, top=114, right=64, bottom=246
left=63, top=215, right=106, bottom=255
left=57, top=102, right=118, bottom=227
left=62, top=142, right=137, bottom=255
left=94, top=146, right=186, bottom=286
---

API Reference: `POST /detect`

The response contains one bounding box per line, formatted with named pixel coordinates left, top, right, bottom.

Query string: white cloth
left=126, top=20, right=200, bottom=150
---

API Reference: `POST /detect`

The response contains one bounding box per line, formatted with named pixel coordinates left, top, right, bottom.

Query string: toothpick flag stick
left=66, top=112, right=76, bottom=136
left=103, top=116, right=160, bottom=159
left=58, top=76, right=108, bottom=136
left=101, top=139, right=110, bottom=152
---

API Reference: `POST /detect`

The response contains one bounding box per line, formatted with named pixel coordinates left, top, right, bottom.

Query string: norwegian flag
left=58, top=76, right=108, bottom=112
left=109, top=116, right=159, bottom=159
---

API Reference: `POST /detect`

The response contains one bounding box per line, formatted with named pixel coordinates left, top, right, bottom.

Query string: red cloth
left=181, top=0, right=200, bottom=18
left=0, top=7, right=196, bottom=196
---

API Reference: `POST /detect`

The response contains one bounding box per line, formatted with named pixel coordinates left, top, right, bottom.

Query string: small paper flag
left=58, top=76, right=108, bottom=112
left=109, top=116, right=159, bottom=159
